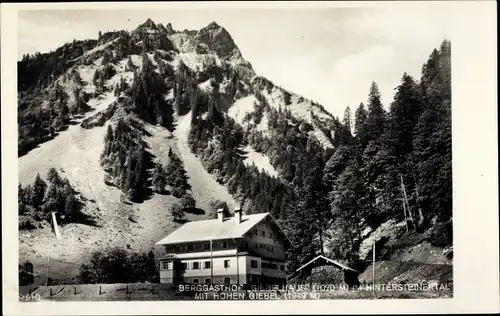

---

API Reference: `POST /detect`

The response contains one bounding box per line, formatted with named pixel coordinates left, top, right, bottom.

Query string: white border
left=2, top=1, right=499, bottom=315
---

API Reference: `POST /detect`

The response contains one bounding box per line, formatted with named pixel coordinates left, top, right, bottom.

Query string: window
left=224, top=277, right=231, bottom=285
left=187, top=244, right=194, bottom=251
left=181, top=262, right=188, bottom=270
left=269, top=232, right=273, bottom=238
left=222, top=242, right=228, bottom=249
left=203, top=243, right=210, bottom=250
left=160, top=260, right=168, bottom=270
left=193, top=278, right=199, bottom=284
left=250, top=260, right=258, bottom=268
left=280, top=265, right=284, bottom=271
left=261, top=262, right=267, bottom=269
left=224, top=260, right=230, bottom=268
left=267, top=263, right=277, bottom=270
left=260, top=230, right=265, bottom=237
left=174, top=246, right=180, bottom=252
left=192, top=262, right=200, bottom=270
left=205, top=278, right=211, bottom=284
left=167, top=261, right=173, bottom=270
left=204, top=261, right=211, bottom=269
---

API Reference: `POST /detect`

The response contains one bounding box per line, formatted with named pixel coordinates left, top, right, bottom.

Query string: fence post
left=372, top=242, right=376, bottom=298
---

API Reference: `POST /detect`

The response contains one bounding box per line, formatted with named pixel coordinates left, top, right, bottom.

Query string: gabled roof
left=295, top=254, right=359, bottom=273
left=156, top=212, right=292, bottom=245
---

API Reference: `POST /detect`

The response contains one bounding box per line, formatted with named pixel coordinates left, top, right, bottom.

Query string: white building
left=155, top=209, right=292, bottom=285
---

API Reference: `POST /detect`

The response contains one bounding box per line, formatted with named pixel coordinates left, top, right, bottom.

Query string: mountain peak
left=139, top=18, right=158, bottom=30
left=196, top=21, right=239, bottom=60
left=165, top=22, right=175, bottom=34
left=206, top=21, right=221, bottom=30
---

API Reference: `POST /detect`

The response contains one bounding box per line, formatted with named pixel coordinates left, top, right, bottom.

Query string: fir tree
left=343, top=106, right=353, bottom=135
left=364, top=82, right=386, bottom=143
left=354, top=102, right=368, bottom=145
left=46, top=167, right=61, bottom=184
left=32, top=173, right=47, bottom=207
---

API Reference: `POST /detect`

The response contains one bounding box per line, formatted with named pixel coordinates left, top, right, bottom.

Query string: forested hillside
left=17, top=18, right=451, bottom=284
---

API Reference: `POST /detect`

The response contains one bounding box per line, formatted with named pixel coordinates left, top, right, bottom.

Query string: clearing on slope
left=239, top=145, right=279, bottom=178
left=227, top=94, right=258, bottom=127
left=172, top=111, right=238, bottom=211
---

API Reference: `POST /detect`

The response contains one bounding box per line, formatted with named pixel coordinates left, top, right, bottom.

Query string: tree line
left=184, top=40, right=451, bottom=271
left=100, top=118, right=152, bottom=202
left=18, top=168, right=80, bottom=230
left=322, top=40, right=452, bottom=265
left=78, top=247, right=158, bottom=284
left=18, top=69, right=92, bottom=157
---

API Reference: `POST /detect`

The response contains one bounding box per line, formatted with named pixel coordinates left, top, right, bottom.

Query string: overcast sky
left=18, top=5, right=452, bottom=118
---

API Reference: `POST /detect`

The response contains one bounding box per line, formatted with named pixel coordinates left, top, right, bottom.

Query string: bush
left=19, top=261, right=34, bottom=286
left=170, top=203, right=186, bottom=222
left=424, top=219, right=453, bottom=247
left=170, top=186, right=186, bottom=198
left=78, top=248, right=158, bottom=284
left=180, top=194, right=196, bottom=209
left=19, top=219, right=36, bottom=231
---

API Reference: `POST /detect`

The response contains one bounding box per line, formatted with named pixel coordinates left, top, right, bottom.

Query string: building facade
left=155, top=209, right=291, bottom=285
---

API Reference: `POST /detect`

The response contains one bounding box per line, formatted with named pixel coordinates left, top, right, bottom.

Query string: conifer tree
left=411, top=40, right=452, bottom=223
left=32, top=173, right=47, bottom=207
left=354, top=102, right=368, bottom=145
left=343, top=106, right=353, bottom=135
left=364, top=82, right=386, bottom=143
left=46, top=167, right=61, bottom=185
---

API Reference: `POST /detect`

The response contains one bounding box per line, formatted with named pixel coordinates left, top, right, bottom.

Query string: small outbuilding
left=287, top=255, right=360, bottom=287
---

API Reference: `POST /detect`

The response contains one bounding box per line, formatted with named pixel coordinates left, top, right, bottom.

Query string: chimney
left=234, top=208, right=242, bottom=224
left=217, top=208, right=226, bottom=222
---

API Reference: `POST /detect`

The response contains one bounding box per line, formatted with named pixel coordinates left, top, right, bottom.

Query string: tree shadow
left=183, top=207, right=206, bottom=215
left=173, top=218, right=189, bottom=224
left=129, top=119, right=153, bottom=137
left=64, top=200, right=100, bottom=227
left=234, top=146, right=247, bottom=157
left=155, top=189, right=171, bottom=196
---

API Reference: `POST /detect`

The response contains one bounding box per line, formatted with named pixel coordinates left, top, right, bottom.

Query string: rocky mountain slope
left=17, top=19, right=452, bottom=285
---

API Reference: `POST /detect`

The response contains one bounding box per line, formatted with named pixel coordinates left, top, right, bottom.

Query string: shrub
left=19, top=261, right=34, bottom=286
left=180, top=194, right=196, bottom=209
left=170, top=203, right=186, bottom=222
left=78, top=248, right=158, bottom=284
left=19, top=219, right=36, bottom=231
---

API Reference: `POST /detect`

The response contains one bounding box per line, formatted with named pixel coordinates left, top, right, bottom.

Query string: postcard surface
left=2, top=1, right=498, bottom=315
